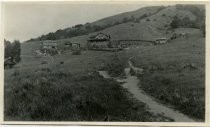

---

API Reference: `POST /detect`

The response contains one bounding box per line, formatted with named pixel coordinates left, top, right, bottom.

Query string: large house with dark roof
left=87, top=33, right=111, bottom=49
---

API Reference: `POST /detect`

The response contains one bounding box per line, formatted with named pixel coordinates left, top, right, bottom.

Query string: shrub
left=105, top=56, right=125, bottom=77
left=4, top=39, right=21, bottom=63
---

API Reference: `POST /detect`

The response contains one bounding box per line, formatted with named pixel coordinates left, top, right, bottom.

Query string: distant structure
left=42, top=41, right=58, bottom=51
left=64, top=42, right=80, bottom=51
left=87, top=33, right=111, bottom=49
left=154, top=38, right=168, bottom=45
left=87, top=33, right=154, bottom=50
left=41, top=41, right=58, bottom=55
left=71, top=42, right=80, bottom=51
left=112, top=40, right=154, bottom=48
left=64, top=42, right=72, bottom=50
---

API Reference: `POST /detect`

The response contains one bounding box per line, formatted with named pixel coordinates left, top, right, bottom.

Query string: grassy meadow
left=123, top=31, right=205, bottom=120
left=5, top=48, right=172, bottom=121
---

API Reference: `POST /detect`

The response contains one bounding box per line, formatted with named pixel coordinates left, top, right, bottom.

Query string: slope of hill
left=115, top=31, right=205, bottom=120
left=24, top=4, right=204, bottom=52
left=91, top=6, right=164, bottom=26
left=27, top=4, right=204, bottom=43
left=27, top=6, right=165, bottom=41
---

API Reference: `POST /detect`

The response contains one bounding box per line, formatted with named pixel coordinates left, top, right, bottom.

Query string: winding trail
left=99, top=62, right=195, bottom=122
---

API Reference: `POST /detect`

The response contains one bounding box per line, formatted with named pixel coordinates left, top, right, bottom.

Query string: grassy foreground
left=4, top=67, right=172, bottom=121
left=4, top=49, right=172, bottom=121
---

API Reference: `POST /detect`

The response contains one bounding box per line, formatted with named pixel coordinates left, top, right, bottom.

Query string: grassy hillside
left=24, top=4, right=204, bottom=51
left=120, top=30, right=205, bottom=120
left=27, top=4, right=204, bottom=44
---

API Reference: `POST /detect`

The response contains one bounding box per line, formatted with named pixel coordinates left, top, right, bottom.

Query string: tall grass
left=139, top=68, right=205, bottom=120
left=4, top=67, right=168, bottom=121
left=121, top=36, right=205, bottom=120
left=104, top=53, right=127, bottom=77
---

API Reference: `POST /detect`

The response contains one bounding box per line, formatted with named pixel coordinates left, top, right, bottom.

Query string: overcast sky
left=3, top=3, right=147, bottom=42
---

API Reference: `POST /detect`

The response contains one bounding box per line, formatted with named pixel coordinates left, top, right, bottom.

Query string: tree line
left=170, top=5, right=205, bottom=36
left=4, top=39, right=21, bottom=63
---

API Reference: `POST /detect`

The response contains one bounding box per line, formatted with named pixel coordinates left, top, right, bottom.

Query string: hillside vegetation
left=5, top=68, right=161, bottom=121
left=27, top=4, right=205, bottom=47
left=122, top=30, right=205, bottom=120
left=5, top=50, right=172, bottom=121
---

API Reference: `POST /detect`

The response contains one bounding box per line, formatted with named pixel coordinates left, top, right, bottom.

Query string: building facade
left=42, top=41, right=58, bottom=50
left=87, top=33, right=111, bottom=49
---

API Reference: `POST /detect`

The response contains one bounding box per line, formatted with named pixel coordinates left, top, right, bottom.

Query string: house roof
left=43, top=42, right=57, bottom=46
left=89, top=33, right=110, bottom=39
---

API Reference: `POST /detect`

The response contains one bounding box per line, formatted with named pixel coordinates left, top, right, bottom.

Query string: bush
left=4, top=39, right=21, bottom=63
left=105, top=57, right=125, bottom=77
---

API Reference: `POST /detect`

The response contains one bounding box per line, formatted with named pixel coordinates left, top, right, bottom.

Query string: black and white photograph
left=1, top=1, right=208, bottom=125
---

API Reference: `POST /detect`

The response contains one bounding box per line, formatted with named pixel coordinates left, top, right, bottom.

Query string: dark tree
left=11, top=40, right=21, bottom=62
left=4, top=39, right=12, bottom=58
left=74, top=24, right=83, bottom=29
left=182, top=16, right=190, bottom=27
left=4, top=39, right=21, bottom=63
left=170, top=16, right=181, bottom=28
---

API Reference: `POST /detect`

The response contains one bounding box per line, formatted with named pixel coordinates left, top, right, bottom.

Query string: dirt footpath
left=99, top=67, right=195, bottom=122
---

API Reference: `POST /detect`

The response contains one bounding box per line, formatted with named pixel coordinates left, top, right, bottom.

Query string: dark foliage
left=105, top=56, right=125, bottom=77
left=4, top=39, right=21, bottom=63
left=171, top=5, right=205, bottom=31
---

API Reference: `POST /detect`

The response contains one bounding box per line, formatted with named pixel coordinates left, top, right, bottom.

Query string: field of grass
left=4, top=27, right=205, bottom=121
left=5, top=67, right=164, bottom=121
left=123, top=34, right=205, bottom=120
left=5, top=48, right=172, bottom=121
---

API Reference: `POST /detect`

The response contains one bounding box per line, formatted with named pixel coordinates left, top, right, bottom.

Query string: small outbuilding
left=154, top=38, right=168, bottom=45
left=42, top=41, right=58, bottom=50
left=71, top=42, right=80, bottom=50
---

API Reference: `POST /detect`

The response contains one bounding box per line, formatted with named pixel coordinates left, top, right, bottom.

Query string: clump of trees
left=170, top=4, right=205, bottom=36
left=170, top=16, right=202, bottom=29
left=4, top=39, right=21, bottom=63
left=170, top=15, right=205, bottom=37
